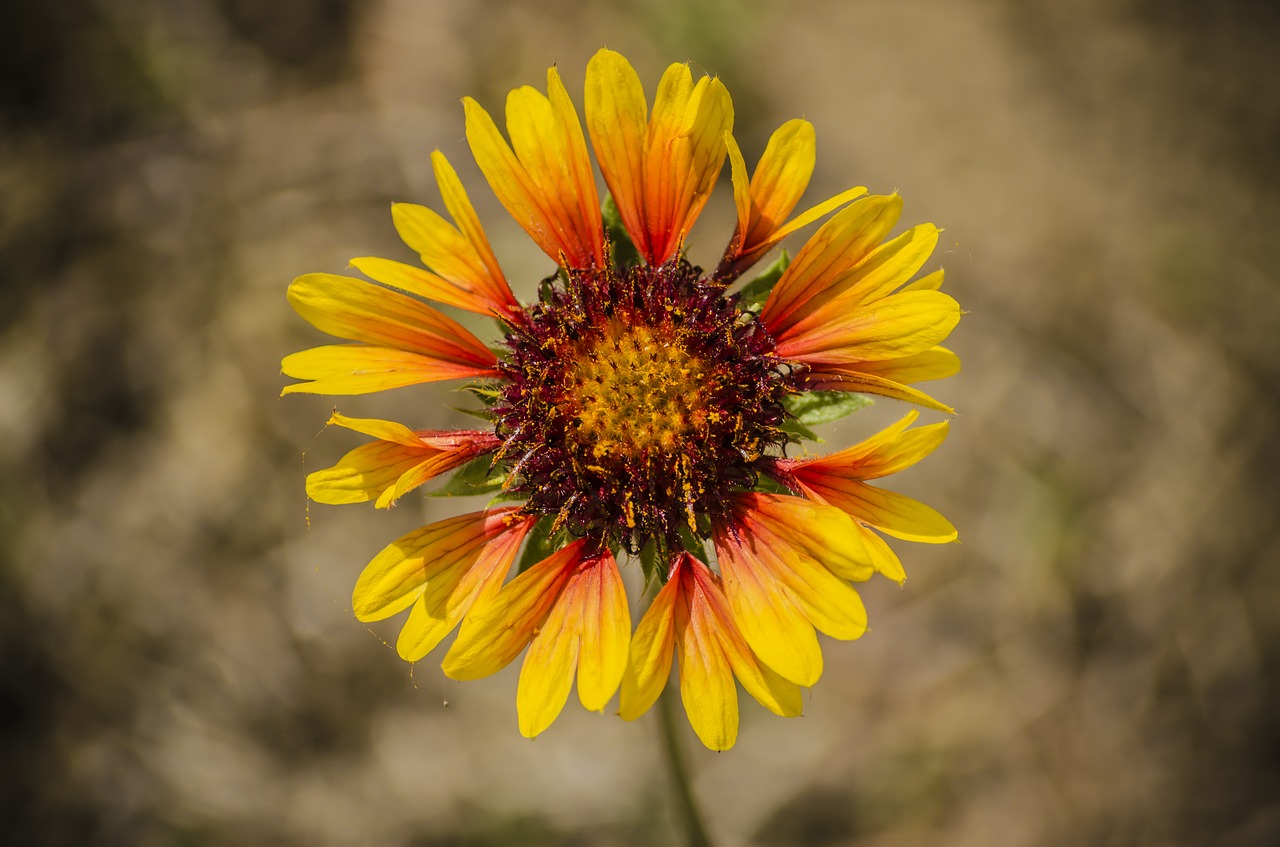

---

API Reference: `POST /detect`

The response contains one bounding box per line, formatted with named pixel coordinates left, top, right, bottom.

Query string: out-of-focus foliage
left=2, top=1, right=1279, bottom=845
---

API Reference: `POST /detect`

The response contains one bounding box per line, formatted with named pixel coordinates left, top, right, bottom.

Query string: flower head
left=285, top=49, right=960, bottom=747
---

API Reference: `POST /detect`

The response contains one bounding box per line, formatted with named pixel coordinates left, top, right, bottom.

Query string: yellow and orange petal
left=355, top=151, right=521, bottom=320
left=443, top=540, right=631, bottom=737
left=585, top=49, right=733, bottom=266
left=777, top=411, right=957, bottom=544
left=718, top=121, right=866, bottom=280
left=711, top=492, right=910, bottom=687
left=620, top=553, right=802, bottom=750
left=350, top=508, right=536, bottom=662
left=281, top=273, right=500, bottom=395
left=464, top=68, right=604, bottom=269
left=306, top=413, right=500, bottom=509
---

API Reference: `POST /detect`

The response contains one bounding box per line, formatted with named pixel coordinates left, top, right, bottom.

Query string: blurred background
left=3, top=0, right=1279, bottom=844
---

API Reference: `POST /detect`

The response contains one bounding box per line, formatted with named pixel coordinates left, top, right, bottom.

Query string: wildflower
left=284, top=49, right=960, bottom=745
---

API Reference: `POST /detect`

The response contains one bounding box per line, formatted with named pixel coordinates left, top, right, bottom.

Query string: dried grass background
left=3, top=1, right=1279, bottom=845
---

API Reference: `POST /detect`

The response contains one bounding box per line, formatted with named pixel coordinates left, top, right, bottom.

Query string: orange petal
left=619, top=561, right=680, bottom=721
left=686, top=558, right=803, bottom=720
left=713, top=520, right=822, bottom=687
left=465, top=72, right=603, bottom=269
left=396, top=513, right=535, bottom=661
left=677, top=573, right=739, bottom=751
left=516, top=572, right=580, bottom=737
left=780, top=223, right=940, bottom=339
left=775, top=289, right=960, bottom=365
left=350, top=508, right=523, bottom=623
left=307, top=413, right=499, bottom=508
left=442, top=539, right=586, bottom=680
left=856, top=346, right=961, bottom=385
left=759, top=194, right=903, bottom=335
left=431, top=150, right=519, bottom=312
left=572, top=550, right=631, bottom=713
left=800, top=365, right=956, bottom=414
left=735, top=119, right=816, bottom=254
left=280, top=344, right=498, bottom=395
left=801, top=478, right=957, bottom=544
left=585, top=49, right=650, bottom=260
left=286, top=273, right=497, bottom=367
left=659, top=76, right=732, bottom=263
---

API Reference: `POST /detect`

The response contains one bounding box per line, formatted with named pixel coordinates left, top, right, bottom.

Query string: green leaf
left=516, top=517, right=561, bottom=574
left=602, top=193, right=641, bottom=270
left=736, top=249, right=790, bottom=312
left=782, top=391, right=873, bottom=441
left=429, top=454, right=507, bottom=497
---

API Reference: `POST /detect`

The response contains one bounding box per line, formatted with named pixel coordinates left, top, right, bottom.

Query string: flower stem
left=658, top=687, right=714, bottom=847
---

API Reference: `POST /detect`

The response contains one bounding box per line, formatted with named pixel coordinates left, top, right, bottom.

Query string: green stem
left=658, top=687, right=714, bottom=847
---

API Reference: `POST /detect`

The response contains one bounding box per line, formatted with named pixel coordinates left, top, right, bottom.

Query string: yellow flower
left=284, top=49, right=960, bottom=745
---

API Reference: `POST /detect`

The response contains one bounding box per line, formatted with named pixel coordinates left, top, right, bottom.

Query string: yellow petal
left=725, top=132, right=752, bottom=246
left=805, top=479, right=957, bottom=544
left=659, top=76, right=732, bottom=262
left=760, top=194, right=903, bottom=335
left=762, top=185, right=869, bottom=249
left=573, top=551, right=630, bottom=712
left=740, top=119, right=815, bottom=249
left=286, top=273, right=497, bottom=367
left=431, top=150, right=515, bottom=311
left=775, top=290, right=960, bottom=365
left=756, top=537, right=870, bottom=639
left=545, top=66, right=604, bottom=267
left=734, top=493, right=881, bottom=579
left=678, top=583, right=739, bottom=751
left=307, top=415, right=498, bottom=508
left=442, top=539, right=585, bottom=680
left=687, top=559, right=803, bottom=719
left=616, top=560, right=680, bottom=721
left=516, top=579, right=580, bottom=737
left=351, top=509, right=520, bottom=623
left=396, top=515, right=533, bottom=661
left=801, top=365, right=956, bottom=414
left=782, top=224, right=940, bottom=341
left=814, top=416, right=950, bottom=479
left=902, top=268, right=945, bottom=292
left=350, top=256, right=476, bottom=315
left=464, top=95, right=568, bottom=266
left=713, top=521, right=823, bottom=686
left=619, top=565, right=679, bottom=721
left=585, top=49, right=650, bottom=259
left=857, top=346, right=961, bottom=385
left=280, top=345, right=496, bottom=395
left=306, top=440, right=425, bottom=505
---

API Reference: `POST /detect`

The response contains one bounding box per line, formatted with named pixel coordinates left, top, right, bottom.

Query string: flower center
left=564, top=320, right=714, bottom=460
left=495, top=259, right=790, bottom=552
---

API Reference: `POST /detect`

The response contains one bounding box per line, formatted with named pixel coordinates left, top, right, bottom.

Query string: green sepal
left=450, top=406, right=494, bottom=423
left=782, top=390, right=873, bottom=442
left=459, top=382, right=503, bottom=406
left=516, top=517, right=563, bottom=574
left=602, top=193, right=641, bottom=271
left=736, top=249, right=790, bottom=312
left=429, top=454, right=507, bottom=497
left=637, top=539, right=662, bottom=590
left=752, top=474, right=790, bottom=495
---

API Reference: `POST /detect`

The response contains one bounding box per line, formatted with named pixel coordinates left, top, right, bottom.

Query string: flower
left=284, top=48, right=960, bottom=746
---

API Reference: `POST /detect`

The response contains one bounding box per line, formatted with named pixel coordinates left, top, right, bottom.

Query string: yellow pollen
left=563, top=320, right=717, bottom=461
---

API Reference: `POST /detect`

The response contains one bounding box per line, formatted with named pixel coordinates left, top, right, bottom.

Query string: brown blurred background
left=3, top=0, right=1279, bottom=845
